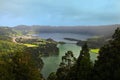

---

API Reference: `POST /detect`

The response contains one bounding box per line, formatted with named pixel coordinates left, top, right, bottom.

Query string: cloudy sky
left=0, top=0, right=120, bottom=26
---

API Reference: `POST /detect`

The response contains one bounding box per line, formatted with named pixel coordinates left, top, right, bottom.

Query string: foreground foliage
left=91, top=28, right=120, bottom=80
left=0, top=41, right=44, bottom=80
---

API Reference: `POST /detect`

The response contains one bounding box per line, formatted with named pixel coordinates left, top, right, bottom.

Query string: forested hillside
left=0, top=40, right=44, bottom=80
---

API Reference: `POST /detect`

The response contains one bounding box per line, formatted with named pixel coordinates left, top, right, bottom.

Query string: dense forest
left=0, top=40, right=44, bottom=80
left=0, top=27, right=120, bottom=80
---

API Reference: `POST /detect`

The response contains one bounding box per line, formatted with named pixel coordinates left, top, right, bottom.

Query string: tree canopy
left=91, top=28, right=120, bottom=80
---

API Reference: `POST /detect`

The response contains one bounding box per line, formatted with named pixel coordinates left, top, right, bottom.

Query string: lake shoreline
left=41, top=43, right=98, bottom=78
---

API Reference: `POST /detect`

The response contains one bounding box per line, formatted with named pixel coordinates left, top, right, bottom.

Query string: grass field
left=90, top=49, right=99, bottom=53
left=23, top=44, right=38, bottom=47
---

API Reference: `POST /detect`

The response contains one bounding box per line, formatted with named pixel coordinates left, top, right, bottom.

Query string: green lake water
left=41, top=44, right=98, bottom=78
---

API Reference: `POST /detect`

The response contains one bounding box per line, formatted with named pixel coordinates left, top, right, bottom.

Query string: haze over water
left=38, top=33, right=93, bottom=43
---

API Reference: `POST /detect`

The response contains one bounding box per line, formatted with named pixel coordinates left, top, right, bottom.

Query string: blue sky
left=0, top=0, right=120, bottom=26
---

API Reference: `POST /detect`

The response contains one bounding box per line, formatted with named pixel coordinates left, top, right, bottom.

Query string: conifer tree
left=66, top=42, right=92, bottom=80
left=91, top=28, right=120, bottom=80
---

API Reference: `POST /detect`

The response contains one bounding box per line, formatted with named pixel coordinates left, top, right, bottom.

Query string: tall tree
left=77, top=42, right=92, bottom=80
left=56, top=51, right=76, bottom=80
left=66, top=42, right=92, bottom=80
left=91, top=28, right=120, bottom=80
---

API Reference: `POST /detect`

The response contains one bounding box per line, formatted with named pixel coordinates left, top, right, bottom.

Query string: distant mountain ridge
left=13, top=24, right=120, bottom=37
